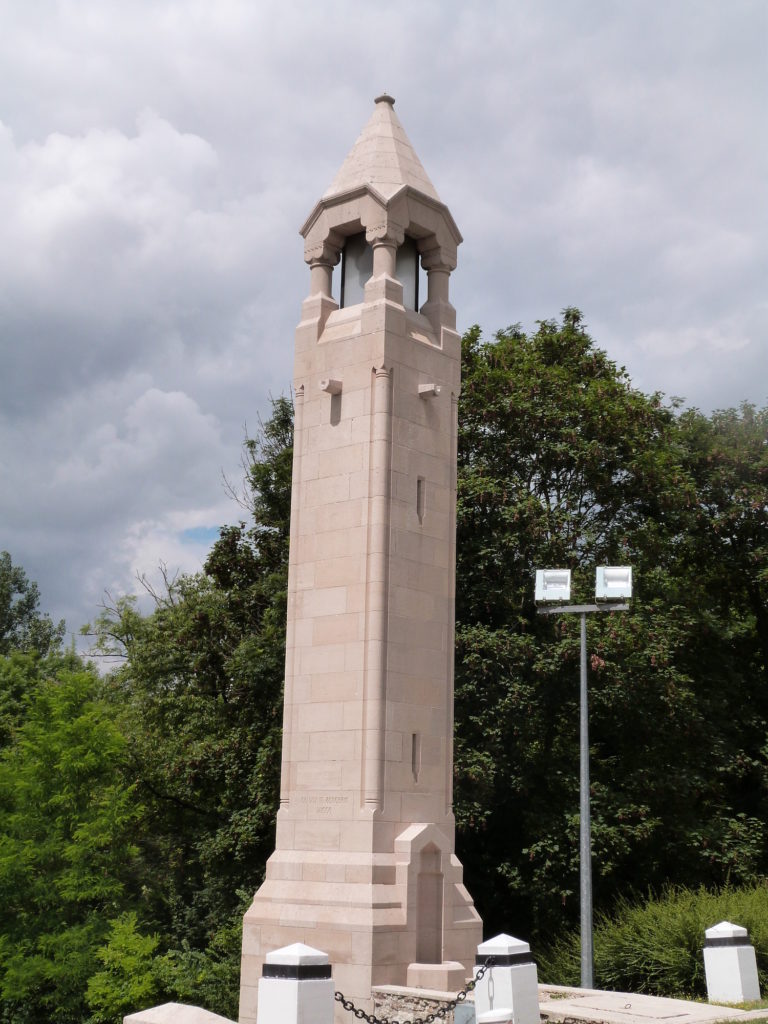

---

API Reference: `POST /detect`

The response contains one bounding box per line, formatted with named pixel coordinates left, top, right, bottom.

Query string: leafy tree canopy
left=6, top=320, right=763, bottom=1021
left=0, top=661, right=142, bottom=1024
left=87, top=397, right=293, bottom=952
left=0, top=552, right=65, bottom=657
left=453, top=312, right=768, bottom=938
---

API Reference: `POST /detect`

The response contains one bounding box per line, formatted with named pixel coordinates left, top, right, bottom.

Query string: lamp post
left=534, top=566, right=633, bottom=989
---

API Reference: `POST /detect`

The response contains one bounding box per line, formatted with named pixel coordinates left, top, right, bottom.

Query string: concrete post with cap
left=256, top=943, right=334, bottom=1024
left=473, top=934, right=539, bottom=1024
left=703, top=921, right=760, bottom=1004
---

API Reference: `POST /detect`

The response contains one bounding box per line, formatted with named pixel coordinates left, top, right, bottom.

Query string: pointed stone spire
left=323, top=93, right=440, bottom=202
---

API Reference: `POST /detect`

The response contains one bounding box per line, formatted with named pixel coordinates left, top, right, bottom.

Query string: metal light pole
left=534, top=567, right=632, bottom=990
left=578, top=610, right=593, bottom=988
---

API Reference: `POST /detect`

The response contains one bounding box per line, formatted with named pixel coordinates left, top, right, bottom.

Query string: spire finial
left=374, top=93, right=395, bottom=106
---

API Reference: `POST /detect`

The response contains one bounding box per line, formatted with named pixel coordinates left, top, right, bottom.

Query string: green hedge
left=538, top=885, right=768, bottom=999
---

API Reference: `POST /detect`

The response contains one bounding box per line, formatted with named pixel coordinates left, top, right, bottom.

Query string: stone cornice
left=300, top=183, right=461, bottom=271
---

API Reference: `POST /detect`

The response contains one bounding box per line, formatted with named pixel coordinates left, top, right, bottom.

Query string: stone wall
left=371, top=986, right=475, bottom=1024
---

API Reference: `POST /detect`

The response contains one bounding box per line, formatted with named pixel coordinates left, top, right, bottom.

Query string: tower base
left=238, top=823, right=481, bottom=1024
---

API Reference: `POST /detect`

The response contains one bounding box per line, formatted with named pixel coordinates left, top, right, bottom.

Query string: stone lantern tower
left=239, top=95, right=481, bottom=1024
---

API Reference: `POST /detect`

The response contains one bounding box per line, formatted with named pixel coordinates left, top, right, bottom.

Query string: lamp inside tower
left=396, top=236, right=419, bottom=311
left=339, top=232, right=421, bottom=310
left=340, top=232, right=372, bottom=307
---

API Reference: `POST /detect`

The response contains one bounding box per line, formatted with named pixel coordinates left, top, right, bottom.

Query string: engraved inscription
left=297, top=793, right=351, bottom=817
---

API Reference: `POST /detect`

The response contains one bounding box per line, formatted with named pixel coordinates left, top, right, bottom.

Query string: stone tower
left=239, top=95, right=481, bottom=1024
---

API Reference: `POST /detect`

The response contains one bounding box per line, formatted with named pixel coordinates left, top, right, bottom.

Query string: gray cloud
left=0, top=0, right=765, bottom=641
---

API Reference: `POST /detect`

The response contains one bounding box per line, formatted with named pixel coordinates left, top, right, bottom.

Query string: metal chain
left=334, top=957, right=495, bottom=1024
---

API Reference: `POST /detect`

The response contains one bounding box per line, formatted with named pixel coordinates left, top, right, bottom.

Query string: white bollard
left=703, top=921, right=761, bottom=1004
left=473, top=933, right=539, bottom=1024
left=256, top=942, right=334, bottom=1024
left=124, top=1004, right=235, bottom=1024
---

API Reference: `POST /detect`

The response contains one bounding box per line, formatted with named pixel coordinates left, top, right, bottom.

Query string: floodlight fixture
left=534, top=568, right=571, bottom=604
left=533, top=562, right=633, bottom=990
left=595, top=566, right=633, bottom=602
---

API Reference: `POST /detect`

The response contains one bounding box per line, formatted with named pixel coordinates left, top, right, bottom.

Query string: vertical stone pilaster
left=445, top=390, right=459, bottom=818
left=362, top=364, right=393, bottom=811
left=280, top=383, right=305, bottom=808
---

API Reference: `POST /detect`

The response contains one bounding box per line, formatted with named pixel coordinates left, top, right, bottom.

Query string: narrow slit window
left=411, top=733, right=421, bottom=782
left=330, top=392, right=341, bottom=426
left=416, top=477, right=425, bottom=524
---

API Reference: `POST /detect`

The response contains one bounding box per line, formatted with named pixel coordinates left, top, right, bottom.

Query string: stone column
left=240, top=95, right=480, bottom=1024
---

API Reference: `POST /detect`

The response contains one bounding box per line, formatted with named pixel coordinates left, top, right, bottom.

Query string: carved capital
left=420, top=246, right=454, bottom=273
left=365, top=222, right=405, bottom=248
left=304, top=238, right=341, bottom=266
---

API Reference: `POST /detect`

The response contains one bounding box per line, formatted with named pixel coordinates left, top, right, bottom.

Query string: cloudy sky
left=1, top=0, right=766, bottom=646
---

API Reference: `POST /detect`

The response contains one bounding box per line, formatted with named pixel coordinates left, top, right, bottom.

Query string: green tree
left=669, top=403, right=768, bottom=877
left=1, top=647, right=90, bottom=753
left=77, top=326, right=767, bottom=990
left=452, top=312, right=768, bottom=939
left=0, top=652, right=41, bottom=750
left=0, top=663, right=142, bottom=1024
left=678, top=403, right=768, bottom=674
left=151, top=901, right=246, bottom=1022
left=88, top=397, right=292, bottom=971
left=0, top=552, right=65, bottom=657
left=86, top=913, right=161, bottom=1024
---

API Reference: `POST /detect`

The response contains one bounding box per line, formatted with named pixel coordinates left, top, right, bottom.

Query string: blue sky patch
left=180, top=526, right=220, bottom=546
